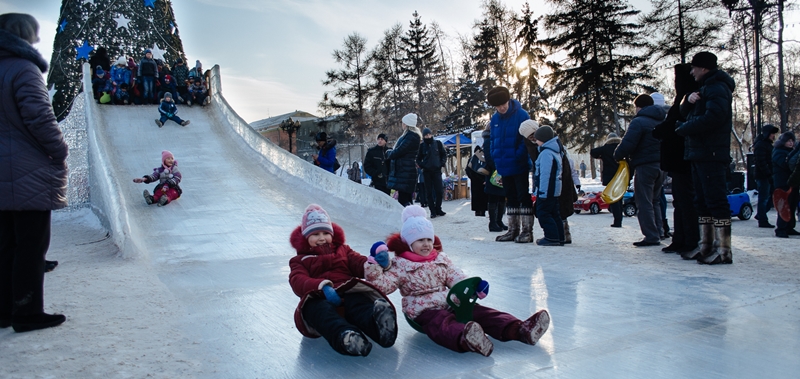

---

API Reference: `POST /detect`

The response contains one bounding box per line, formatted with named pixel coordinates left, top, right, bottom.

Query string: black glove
left=576, top=185, right=581, bottom=191
left=167, top=179, right=177, bottom=187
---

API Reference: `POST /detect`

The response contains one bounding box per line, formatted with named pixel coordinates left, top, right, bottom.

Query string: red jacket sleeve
left=288, top=256, right=328, bottom=297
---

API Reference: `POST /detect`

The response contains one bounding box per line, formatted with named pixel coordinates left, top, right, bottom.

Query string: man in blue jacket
left=486, top=86, right=534, bottom=243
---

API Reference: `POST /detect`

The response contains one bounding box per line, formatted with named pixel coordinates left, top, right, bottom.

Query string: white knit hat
left=400, top=205, right=434, bottom=249
left=401, top=113, right=418, bottom=128
left=651, top=92, right=666, bottom=106
left=518, top=119, right=540, bottom=138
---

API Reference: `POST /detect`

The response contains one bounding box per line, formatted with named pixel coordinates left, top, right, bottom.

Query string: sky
left=3, top=0, right=799, bottom=123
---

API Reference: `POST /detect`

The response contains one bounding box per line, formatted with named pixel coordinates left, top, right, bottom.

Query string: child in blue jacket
left=531, top=126, right=564, bottom=246
left=155, top=92, right=189, bottom=127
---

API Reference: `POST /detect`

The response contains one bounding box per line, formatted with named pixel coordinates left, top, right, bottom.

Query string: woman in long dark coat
left=0, top=13, right=69, bottom=333
left=466, top=146, right=489, bottom=216
left=387, top=113, right=422, bottom=206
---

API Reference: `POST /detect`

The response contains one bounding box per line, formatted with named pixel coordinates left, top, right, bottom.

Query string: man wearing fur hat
left=364, top=133, right=391, bottom=195
left=675, top=51, right=736, bottom=264
left=486, top=87, right=535, bottom=243
left=591, top=132, right=624, bottom=227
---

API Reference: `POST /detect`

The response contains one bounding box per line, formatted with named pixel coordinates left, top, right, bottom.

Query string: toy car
left=574, top=191, right=609, bottom=214
left=727, top=191, right=752, bottom=220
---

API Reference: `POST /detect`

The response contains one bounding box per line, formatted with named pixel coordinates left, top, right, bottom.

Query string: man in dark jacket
left=614, top=94, right=667, bottom=246
left=753, top=124, right=779, bottom=228
left=591, top=132, right=623, bottom=227
left=364, top=133, right=391, bottom=195
left=0, top=13, right=68, bottom=333
left=416, top=128, right=447, bottom=218
left=312, top=132, right=337, bottom=173
left=676, top=51, right=736, bottom=265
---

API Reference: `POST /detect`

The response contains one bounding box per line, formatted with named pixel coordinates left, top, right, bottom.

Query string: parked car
left=574, top=191, right=609, bottom=214
left=622, top=190, right=637, bottom=217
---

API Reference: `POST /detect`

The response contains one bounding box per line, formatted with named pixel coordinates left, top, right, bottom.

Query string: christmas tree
left=47, top=0, right=186, bottom=121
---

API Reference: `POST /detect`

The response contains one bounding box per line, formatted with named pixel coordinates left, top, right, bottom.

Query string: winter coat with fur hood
left=364, top=233, right=467, bottom=320
left=0, top=29, right=69, bottom=211
left=288, top=223, right=393, bottom=337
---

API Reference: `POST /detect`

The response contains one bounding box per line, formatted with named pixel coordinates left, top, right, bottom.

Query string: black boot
left=497, top=200, right=508, bottom=230
left=663, top=219, right=672, bottom=238
left=682, top=217, right=713, bottom=260
left=488, top=203, right=503, bottom=232
left=12, top=313, right=66, bottom=333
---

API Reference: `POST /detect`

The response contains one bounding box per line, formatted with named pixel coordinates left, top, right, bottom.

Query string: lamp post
left=280, top=119, right=302, bottom=154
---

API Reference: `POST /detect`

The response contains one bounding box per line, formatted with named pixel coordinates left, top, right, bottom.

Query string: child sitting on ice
left=288, top=204, right=398, bottom=357
left=155, top=92, right=189, bottom=127
left=365, top=205, right=550, bottom=357
left=132, top=150, right=182, bottom=207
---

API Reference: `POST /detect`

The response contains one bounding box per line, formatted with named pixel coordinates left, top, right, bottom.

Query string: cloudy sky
left=3, top=0, right=798, bottom=123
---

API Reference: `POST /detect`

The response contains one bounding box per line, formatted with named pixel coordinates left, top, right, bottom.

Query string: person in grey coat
left=0, top=13, right=69, bottom=333
left=614, top=94, right=667, bottom=247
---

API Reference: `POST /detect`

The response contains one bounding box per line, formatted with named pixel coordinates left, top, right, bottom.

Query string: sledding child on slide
left=288, top=204, right=398, bottom=357
left=155, top=92, right=189, bottom=127
left=132, top=150, right=182, bottom=207
left=365, top=205, right=550, bottom=357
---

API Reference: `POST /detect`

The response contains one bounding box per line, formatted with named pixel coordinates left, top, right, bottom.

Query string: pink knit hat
left=162, top=150, right=174, bottom=165
left=301, top=204, right=334, bottom=238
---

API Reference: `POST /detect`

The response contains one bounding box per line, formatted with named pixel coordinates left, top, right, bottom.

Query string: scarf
left=397, top=249, right=439, bottom=263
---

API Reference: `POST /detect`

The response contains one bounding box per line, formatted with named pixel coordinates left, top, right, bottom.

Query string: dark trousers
left=755, top=178, right=774, bottom=222
left=423, top=170, right=444, bottom=212
left=302, top=293, right=380, bottom=355
left=372, top=180, right=391, bottom=196
left=0, top=210, right=51, bottom=318
left=191, top=92, right=207, bottom=105
left=633, top=163, right=664, bottom=242
left=502, top=173, right=533, bottom=210
left=536, top=196, right=564, bottom=242
left=159, top=114, right=185, bottom=125
left=691, top=161, right=730, bottom=220
left=775, top=185, right=799, bottom=233
left=414, top=304, right=520, bottom=353
left=397, top=191, right=413, bottom=207
left=670, top=171, right=699, bottom=248
left=609, top=201, right=623, bottom=225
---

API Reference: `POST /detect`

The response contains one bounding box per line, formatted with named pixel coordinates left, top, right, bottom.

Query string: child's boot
left=157, top=194, right=169, bottom=207
left=143, top=190, right=155, bottom=205
left=155, top=119, right=163, bottom=128
left=459, top=321, right=493, bottom=356
left=181, top=120, right=190, bottom=127
left=518, top=309, right=550, bottom=345
left=372, top=299, right=397, bottom=347
left=338, top=330, right=372, bottom=357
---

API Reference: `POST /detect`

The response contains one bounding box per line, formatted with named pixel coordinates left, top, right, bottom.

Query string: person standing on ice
left=486, top=86, right=535, bottom=243
left=133, top=150, right=183, bottom=207
left=288, top=204, right=397, bottom=357
left=387, top=113, right=422, bottom=206
left=363, top=133, right=391, bottom=195
left=0, top=13, right=68, bottom=333
left=312, top=131, right=337, bottom=173
left=365, top=205, right=550, bottom=357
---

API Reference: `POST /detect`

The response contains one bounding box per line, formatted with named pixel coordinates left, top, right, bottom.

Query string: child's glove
left=475, top=280, right=489, bottom=300
left=368, top=241, right=391, bottom=269
left=167, top=179, right=177, bottom=187
left=167, top=113, right=174, bottom=118
left=322, top=285, right=341, bottom=306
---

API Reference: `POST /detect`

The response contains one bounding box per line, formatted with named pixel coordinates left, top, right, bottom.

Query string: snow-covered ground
left=2, top=67, right=798, bottom=378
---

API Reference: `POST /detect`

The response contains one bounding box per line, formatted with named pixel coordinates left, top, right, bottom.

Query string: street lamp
left=280, top=119, right=302, bottom=154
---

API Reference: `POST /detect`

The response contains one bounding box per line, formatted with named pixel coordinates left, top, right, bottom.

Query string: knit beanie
left=402, top=113, right=418, bottom=127
left=301, top=204, right=334, bottom=238
left=634, top=94, right=654, bottom=108
left=377, top=133, right=387, bottom=141
left=0, top=13, right=39, bottom=44
left=762, top=124, right=779, bottom=136
left=400, top=205, right=434, bottom=249
left=164, top=92, right=172, bottom=99
left=690, top=51, right=717, bottom=70
left=533, top=125, right=554, bottom=143
left=144, top=49, right=152, bottom=55
left=486, top=86, right=510, bottom=106
left=422, top=127, right=432, bottom=136
left=115, top=56, right=127, bottom=66
left=162, top=150, right=174, bottom=165
left=315, top=131, right=327, bottom=142
left=650, top=92, right=666, bottom=106
left=95, top=66, right=105, bottom=76
left=518, top=119, right=539, bottom=138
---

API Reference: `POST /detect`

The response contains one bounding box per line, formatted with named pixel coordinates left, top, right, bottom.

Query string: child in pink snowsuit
left=365, top=205, right=550, bottom=357
left=132, top=150, right=182, bottom=206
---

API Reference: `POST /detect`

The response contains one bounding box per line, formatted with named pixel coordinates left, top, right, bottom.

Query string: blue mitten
left=369, top=241, right=391, bottom=268
left=370, top=241, right=386, bottom=257
left=322, top=285, right=341, bottom=306
left=476, top=280, right=490, bottom=299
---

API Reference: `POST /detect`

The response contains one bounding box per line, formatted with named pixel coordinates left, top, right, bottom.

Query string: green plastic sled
left=404, top=276, right=482, bottom=333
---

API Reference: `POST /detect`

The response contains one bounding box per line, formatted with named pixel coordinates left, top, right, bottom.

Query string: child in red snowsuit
left=132, top=150, right=182, bottom=206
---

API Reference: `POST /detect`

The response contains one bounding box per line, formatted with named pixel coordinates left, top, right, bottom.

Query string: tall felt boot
left=562, top=219, right=572, bottom=244
left=488, top=202, right=503, bottom=232
left=497, top=200, right=508, bottom=230
left=681, top=217, right=713, bottom=260
left=699, top=218, right=732, bottom=265
left=515, top=208, right=534, bottom=243
left=496, top=210, right=520, bottom=241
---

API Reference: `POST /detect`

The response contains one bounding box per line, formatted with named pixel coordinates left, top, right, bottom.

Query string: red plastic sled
left=773, top=187, right=793, bottom=222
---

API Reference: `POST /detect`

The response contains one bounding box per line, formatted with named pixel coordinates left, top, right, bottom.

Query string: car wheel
left=624, top=203, right=637, bottom=217
left=738, top=203, right=753, bottom=220
left=590, top=203, right=600, bottom=214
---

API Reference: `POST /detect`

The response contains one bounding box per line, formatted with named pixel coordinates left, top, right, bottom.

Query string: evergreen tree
left=640, top=0, right=725, bottom=64
left=319, top=32, right=372, bottom=134
left=471, top=18, right=503, bottom=93
left=48, top=0, right=185, bottom=120
left=369, top=23, right=412, bottom=135
left=397, top=11, right=446, bottom=129
left=479, top=0, right=519, bottom=88
left=442, top=61, right=489, bottom=131
left=544, top=0, right=648, bottom=152
left=514, top=1, right=548, bottom=119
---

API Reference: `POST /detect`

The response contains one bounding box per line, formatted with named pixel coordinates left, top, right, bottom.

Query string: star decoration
left=143, top=0, right=156, bottom=8
left=59, top=20, right=67, bottom=32
left=76, top=40, right=94, bottom=60
left=48, top=85, right=57, bottom=103
left=83, top=0, right=94, bottom=5
left=149, top=43, right=165, bottom=61
left=114, top=15, right=131, bottom=29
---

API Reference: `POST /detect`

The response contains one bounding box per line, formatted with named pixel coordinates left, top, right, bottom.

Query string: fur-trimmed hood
left=289, top=222, right=346, bottom=254
left=604, top=136, right=622, bottom=145
left=385, top=232, right=443, bottom=254
left=0, top=29, right=48, bottom=73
